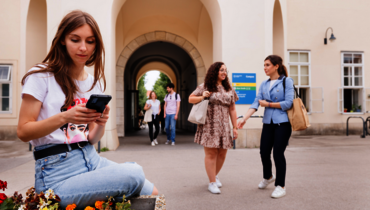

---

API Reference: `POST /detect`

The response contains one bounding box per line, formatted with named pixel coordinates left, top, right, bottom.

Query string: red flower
left=0, top=193, right=7, bottom=204
left=108, top=201, right=113, bottom=206
left=0, top=180, right=7, bottom=191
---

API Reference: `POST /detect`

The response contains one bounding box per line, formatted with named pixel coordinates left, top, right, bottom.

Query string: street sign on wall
left=232, top=73, right=256, bottom=104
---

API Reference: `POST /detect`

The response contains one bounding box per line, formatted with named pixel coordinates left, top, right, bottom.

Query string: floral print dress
left=192, top=83, right=239, bottom=149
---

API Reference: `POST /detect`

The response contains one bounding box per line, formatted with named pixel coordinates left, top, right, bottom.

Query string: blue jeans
left=165, top=114, right=176, bottom=142
left=34, top=143, right=154, bottom=209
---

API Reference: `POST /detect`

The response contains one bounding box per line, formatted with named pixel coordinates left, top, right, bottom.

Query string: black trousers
left=148, top=115, right=159, bottom=142
left=260, top=121, right=292, bottom=187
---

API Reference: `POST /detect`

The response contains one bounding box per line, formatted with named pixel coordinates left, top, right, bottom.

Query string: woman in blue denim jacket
left=238, top=55, right=294, bottom=199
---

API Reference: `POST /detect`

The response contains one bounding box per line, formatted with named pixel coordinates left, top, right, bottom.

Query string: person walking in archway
left=144, top=91, right=161, bottom=146
left=164, top=83, right=181, bottom=146
left=189, top=62, right=238, bottom=194
left=237, top=55, right=294, bottom=199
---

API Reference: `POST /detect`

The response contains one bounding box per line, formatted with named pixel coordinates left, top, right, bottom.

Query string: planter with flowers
left=0, top=180, right=165, bottom=210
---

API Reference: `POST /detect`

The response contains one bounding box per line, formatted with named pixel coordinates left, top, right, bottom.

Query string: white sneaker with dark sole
left=208, top=182, right=221, bottom=194
left=151, top=142, right=155, bottom=146
left=258, top=174, right=276, bottom=189
left=215, top=176, right=222, bottom=188
left=271, top=186, right=286, bottom=198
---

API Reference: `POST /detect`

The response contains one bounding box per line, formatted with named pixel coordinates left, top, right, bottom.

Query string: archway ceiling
left=120, top=0, right=204, bottom=39
left=126, top=41, right=193, bottom=76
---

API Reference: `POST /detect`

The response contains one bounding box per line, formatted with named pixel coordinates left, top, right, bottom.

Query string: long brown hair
left=21, top=10, right=106, bottom=109
left=204, top=62, right=232, bottom=92
left=264, top=55, right=288, bottom=77
left=149, top=91, right=157, bottom=99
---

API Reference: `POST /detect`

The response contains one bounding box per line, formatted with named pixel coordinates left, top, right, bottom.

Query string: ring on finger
left=100, top=113, right=104, bottom=118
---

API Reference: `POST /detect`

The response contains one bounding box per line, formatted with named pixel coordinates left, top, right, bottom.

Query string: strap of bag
left=283, top=77, right=300, bottom=98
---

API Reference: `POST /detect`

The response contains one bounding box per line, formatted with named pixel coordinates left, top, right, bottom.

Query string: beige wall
left=2, top=0, right=370, bottom=147
left=0, top=0, right=21, bottom=137
left=286, top=0, right=370, bottom=128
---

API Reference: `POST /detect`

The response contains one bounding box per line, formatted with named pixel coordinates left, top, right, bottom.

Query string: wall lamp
left=324, top=27, right=336, bottom=45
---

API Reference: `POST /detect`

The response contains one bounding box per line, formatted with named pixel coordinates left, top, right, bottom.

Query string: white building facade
left=0, top=0, right=369, bottom=149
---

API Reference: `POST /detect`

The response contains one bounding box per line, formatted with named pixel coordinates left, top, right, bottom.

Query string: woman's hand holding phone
left=62, top=104, right=101, bottom=124
left=94, top=105, right=110, bottom=126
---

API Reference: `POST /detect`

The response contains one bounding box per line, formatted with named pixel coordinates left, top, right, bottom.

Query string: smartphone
left=86, top=94, right=112, bottom=113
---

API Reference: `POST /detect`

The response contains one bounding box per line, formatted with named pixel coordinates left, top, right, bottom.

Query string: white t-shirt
left=269, top=80, right=277, bottom=90
left=164, top=92, right=181, bottom=115
left=22, top=66, right=103, bottom=147
left=146, top=99, right=160, bottom=115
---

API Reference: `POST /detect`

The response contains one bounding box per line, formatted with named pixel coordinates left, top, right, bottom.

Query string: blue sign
left=232, top=73, right=257, bottom=105
left=232, top=73, right=256, bottom=83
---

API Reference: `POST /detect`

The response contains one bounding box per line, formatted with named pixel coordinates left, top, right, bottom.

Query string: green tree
left=138, top=73, right=147, bottom=110
left=152, top=73, right=171, bottom=103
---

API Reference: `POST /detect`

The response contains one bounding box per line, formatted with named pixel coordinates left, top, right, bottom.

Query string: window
left=0, top=65, right=12, bottom=112
left=339, top=53, right=364, bottom=113
left=288, top=51, right=324, bottom=113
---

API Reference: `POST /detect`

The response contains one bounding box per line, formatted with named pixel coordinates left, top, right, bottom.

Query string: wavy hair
left=149, top=91, right=157, bottom=99
left=264, top=55, right=288, bottom=77
left=204, top=62, right=232, bottom=92
left=21, top=10, right=106, bottom=109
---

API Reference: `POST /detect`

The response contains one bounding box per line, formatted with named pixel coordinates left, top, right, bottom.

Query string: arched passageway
left=273, top=0, right=284, bottom=58
left=26, top=0, right=47, bottom=70
left=122, top=41, right=198, bottom=134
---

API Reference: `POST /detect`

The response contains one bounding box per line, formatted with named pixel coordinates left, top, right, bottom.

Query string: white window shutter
left=338, top=87, right=343, bottom=113
left=310, top=87, right=324, bottom=113
left=365, top=88, right=370, bottom=113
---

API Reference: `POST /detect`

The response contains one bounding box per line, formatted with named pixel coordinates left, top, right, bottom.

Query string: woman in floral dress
left=189, top=62, right=239, bottom=194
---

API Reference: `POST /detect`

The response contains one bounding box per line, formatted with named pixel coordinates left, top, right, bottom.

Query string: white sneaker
left=208, top=182, right=221, bottom=194
left=154, top=139, right=158, bottom=144
left=171, top=142, right=175, bottom=146
left=151, top=142, right=155, bottom=146
left=215, top=176, right=222, bottom=188
left=165, top=140, right=170, bottom=145
left=258, top=174, right=276, bottom=189
left=271, top=186, right=286, bottom=198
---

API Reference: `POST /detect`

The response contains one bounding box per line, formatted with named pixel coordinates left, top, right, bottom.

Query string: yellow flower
left=66, top=204, right=77, bottom=210
left=95, top=201, right=104, bottom=209
left=42, top=207, right=48, bottom=210
left=85, top=206, right=95, bottom=210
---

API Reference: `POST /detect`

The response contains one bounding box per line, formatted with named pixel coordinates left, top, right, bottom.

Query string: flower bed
left=0, top=180, right=166, bottom=210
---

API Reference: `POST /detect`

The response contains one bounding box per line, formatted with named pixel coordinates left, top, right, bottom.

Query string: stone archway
left=115, top=31, right=207, bottom=137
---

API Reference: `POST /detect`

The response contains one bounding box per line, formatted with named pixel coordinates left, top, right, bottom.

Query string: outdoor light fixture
left=324, top=27, right=336, bottom=45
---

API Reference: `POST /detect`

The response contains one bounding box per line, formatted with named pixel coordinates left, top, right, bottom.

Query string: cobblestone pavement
left=1, top=129, right=370, bottom=210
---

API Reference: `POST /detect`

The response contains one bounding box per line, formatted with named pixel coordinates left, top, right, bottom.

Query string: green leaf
left=0, top=198, right=15, bottom=210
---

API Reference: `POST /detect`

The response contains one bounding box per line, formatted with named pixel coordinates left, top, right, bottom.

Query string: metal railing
left=346, top=116, right=368, bottom=138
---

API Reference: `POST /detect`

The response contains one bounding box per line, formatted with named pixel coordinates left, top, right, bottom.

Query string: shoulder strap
left=175, top=93, right=178, bottom=100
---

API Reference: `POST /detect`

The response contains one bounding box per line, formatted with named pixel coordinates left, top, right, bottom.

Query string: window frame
left=340, top=52, right=365, bottom=114
left=0, top=64, right=12, bottom=114
left=288, top=51, right=312, bottom=113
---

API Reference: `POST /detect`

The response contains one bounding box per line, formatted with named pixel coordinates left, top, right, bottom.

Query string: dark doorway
left=123, top=41, right=198, bottom=133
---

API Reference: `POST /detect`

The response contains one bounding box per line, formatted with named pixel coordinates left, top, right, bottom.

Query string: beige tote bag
left=144, top=109, right=152, bottom=122
left=188, top=99, right=209, bottom=124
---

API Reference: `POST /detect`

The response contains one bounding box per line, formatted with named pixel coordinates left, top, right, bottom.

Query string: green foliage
left=152, top=73, right=171, bottom=103
left=0, top=198, right=14, bottom=210
left=100, top=147, right=109, bottom=152
left=138, top=73, right=147, bottom=110
left=115, top=196, right=131, bottom=210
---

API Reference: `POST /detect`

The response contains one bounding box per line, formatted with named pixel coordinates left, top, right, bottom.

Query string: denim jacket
left=250, top=75, right=294, bottom=124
